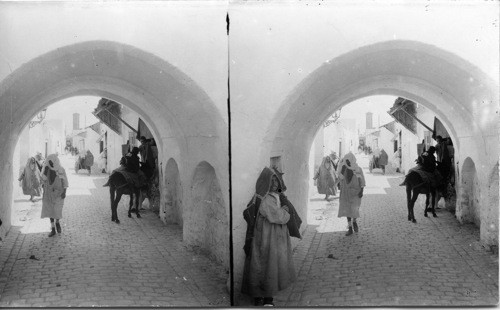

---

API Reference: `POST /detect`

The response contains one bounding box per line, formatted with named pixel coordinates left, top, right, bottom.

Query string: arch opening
left=0, top=41, right=227, bottom=244
left=261, top=40, right=497, bottom=239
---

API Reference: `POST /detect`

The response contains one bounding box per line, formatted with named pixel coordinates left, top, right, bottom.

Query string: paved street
left=2, top=154, right=498, bottom=307
left=0, top=154, right=229, bottom=307
left=269, top=154, right=499, bottom=307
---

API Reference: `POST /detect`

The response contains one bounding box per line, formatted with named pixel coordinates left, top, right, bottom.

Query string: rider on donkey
left=104, top=147, right=147, bottom=189
left=401, top=146, right=443, bottom=189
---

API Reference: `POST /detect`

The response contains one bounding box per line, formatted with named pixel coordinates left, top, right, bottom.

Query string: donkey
left=106, top=170, right=148, bottom=224
left=404, top=170, right=444, bottom=223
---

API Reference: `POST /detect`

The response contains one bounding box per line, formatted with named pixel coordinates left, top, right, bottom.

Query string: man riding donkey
left=400, top=145, right=445, bottom=221
left=103, top=147, right=148, bottom=217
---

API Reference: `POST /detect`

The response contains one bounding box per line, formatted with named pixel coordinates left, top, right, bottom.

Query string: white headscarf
left=41, top=154, right=68, bottom=187
left=336, top=152, right=363, bottom=181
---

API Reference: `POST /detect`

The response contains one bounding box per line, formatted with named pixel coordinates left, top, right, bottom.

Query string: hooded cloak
left=241, top=167, right=296, bottom=297
left=378, top=149, right=389, bottom=166
left=337, top=152, right=365, bottom=218
left=18, top=157, right=42, bottom=197
left=314, top=156, right=337, bottom=196
left=41, top=154, right=68, bottom=219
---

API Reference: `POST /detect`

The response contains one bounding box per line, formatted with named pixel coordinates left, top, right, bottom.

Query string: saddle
left=402, top=165, right=443, bottom=190
left=104, top=166, right=147, bottom=189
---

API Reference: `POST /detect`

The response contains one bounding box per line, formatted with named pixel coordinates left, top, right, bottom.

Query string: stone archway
left=458, top=158, right=480, bottom=226
left=261, top=40, right=498, bottom=231
left=163, top=158, right=183, bottom=226
left=186, top=161, right=229, bottom=268
left=0, top=40, right=227, bottom=240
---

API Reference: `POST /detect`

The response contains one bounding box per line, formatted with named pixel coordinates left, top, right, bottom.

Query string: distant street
left=0, top=154, right=229, bottom=307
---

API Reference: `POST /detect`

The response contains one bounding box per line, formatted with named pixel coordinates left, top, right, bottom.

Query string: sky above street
left=45, top=96, right=100, bottom=132
left=337, top=95, right=396, bottom=131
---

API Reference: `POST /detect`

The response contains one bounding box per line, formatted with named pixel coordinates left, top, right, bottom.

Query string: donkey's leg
left=136, top=189, right=141, bottom=218
left=406, top=187, right=412, bottom=221
left=424, top=193, right=430, bottom=217
left=410, top=191, right=419, bottom=223
left=110, top=187, right=116, bottom=222
left=432, top=190, right=437, bottom=217
left=114, top=192, right=122, bottom=224
left=128, top=192, right=134, bottom=218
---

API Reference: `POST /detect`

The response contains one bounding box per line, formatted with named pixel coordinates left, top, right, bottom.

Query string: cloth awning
left=381, top=121, right=396, bottom=134
left=88, top=122, right=101, bottom=134
left=136, top=118, right=154, bottom=140
left=70, top=129, right=87, bottom=138
left=367, top=130, right=380, bottom=137
left=432, top=117, right=450, bottom=140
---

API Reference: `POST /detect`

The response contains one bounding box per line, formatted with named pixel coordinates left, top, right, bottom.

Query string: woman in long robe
left=18, top=157, right=42, bottom=201
left=41, top=154, right=69, bottom=237
left=379, top=149, right=389, bottom=174
left=314, top=156, right=337, bottom=200
left=241, top=167, right=296, bottom=306
left=337, top=152, right=366, bottom=236
left=83, top=150, right=94, bottom=175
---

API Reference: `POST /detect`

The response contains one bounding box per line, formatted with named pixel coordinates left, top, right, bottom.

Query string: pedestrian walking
left=40, top=154, right=68, bottom=237
left=336, top=152, right=365, bottom=236
left=241, top=167, right=296, bottom=307
left=379, top=148, right=388, bottom=174
left=98, top=148, right=107, bottom=173
left=18, top=157, right=42, bottom=202
left=313, top=156, right=337, bottom=200
left=34, top=152, right=44, bottom=172
left=84, top=150, right=94, bottom=175
left=393, top=147, right=402, bottom=173
left=329, top=151, right=339, bottom=171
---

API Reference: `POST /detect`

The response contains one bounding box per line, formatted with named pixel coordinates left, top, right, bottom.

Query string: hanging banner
left=136, top=118, right=154, bottom=140
left=432, top=117, right=450, bottom=140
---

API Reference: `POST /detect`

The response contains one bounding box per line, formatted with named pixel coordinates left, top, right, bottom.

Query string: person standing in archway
left=84, top=150, right=94, bottom=176
left=336, top=152, right=365, bottom=236
left=40, top=154, right=68, bottom=237
left=379, top=149, right=388, bottom=175
left=18, top=157, right=42, bottom=202
left=34, top=152, right=44, bottom=172
left=313, top=156, right=337, bottom=200
left=241, top=167, right=296, bottom=307
left=393, top=147, right=402, bottom=173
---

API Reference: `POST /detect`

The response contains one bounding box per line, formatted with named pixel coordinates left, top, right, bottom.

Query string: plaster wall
left=186, top=161, right=229, bottom=268
left=163, top=158, right=183, bottom=225
left=458, top=158, right=480, bottom=226
left=230, top=3, right=499, bottom=301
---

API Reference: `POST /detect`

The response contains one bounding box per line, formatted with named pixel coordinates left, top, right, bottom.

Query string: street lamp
left=29, top=109, right=47, bottom=129
left=323, top=109, right=342, bottom=127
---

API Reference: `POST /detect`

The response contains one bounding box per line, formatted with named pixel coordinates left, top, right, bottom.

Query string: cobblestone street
left=269, top=154, right=499, bottom=307
left=0, top=155, right=229, bottom=307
